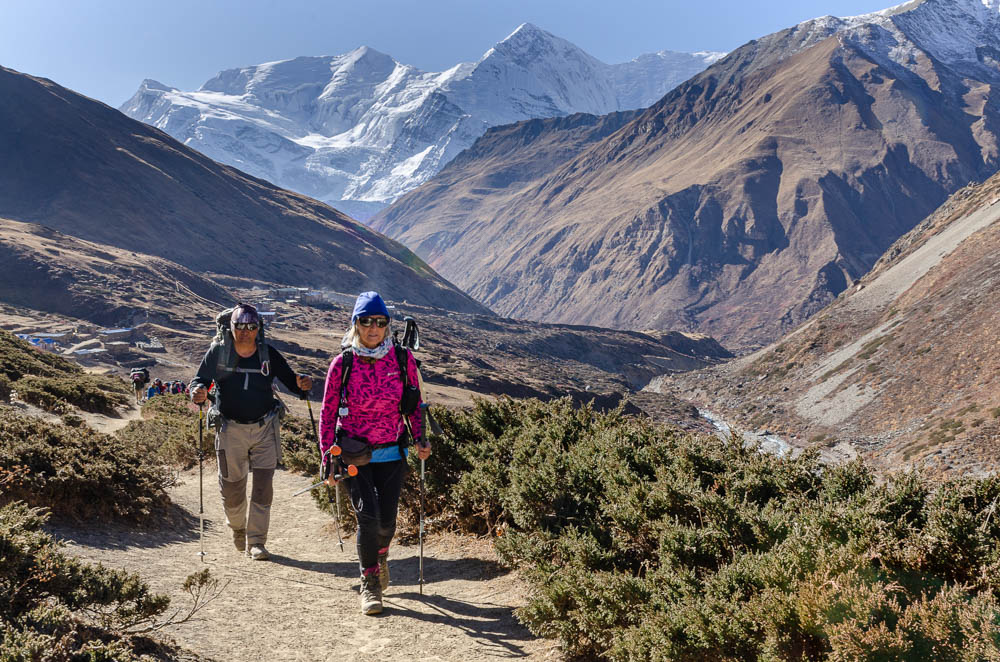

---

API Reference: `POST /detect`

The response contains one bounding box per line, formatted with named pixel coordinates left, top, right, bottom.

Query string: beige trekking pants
left=215, top=412, right=281, bottom=546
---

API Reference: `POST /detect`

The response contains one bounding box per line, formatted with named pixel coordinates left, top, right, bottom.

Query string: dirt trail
left=53, top=466, right=558, bottom=662
left=80, top=401, right=143, bottom=434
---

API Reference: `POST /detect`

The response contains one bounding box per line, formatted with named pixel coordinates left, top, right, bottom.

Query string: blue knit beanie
left=351, top=291, right=389, bottom=324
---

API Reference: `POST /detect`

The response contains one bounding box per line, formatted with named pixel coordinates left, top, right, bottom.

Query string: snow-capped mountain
left=371, top=0, right=1000, bottom=350
left=733, top=0, right=1000, bottom=79
left=120, top=24, right=723, bottom=218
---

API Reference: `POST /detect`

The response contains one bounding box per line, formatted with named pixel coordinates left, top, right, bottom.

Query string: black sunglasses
left=233, top=322, right=259, bottom=331
left=358, top=317, right=389, bottom=328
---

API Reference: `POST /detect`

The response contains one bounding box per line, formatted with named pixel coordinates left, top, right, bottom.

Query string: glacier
left=121, top=23, right=724, bottom=219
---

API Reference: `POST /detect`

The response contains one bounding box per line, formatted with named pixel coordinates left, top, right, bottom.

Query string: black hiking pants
left=346, top=459, right=405, bottom=572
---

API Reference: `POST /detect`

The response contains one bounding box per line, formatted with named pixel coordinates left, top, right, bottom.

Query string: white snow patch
left=121, top=28, right=723, bottom=208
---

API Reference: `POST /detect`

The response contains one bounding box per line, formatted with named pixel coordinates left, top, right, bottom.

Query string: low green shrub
left=117, top=394, right=209, bottom=468
left=14, top=375, right=129, bottom=415
left=0, top=501, right=185, bottom=661
left=14, top=376, right=69, bottom=413
left=0, top=330, right=80, bottom=382
left=61, top=412, right=86, bottom=428
left=405, top=396, right=1000, bottom=661
left=279, top=411, right=319, bottom=475
left=0, top=330, right=130, bottom=416
left=0, top=409, right=171, bottom=521
left=275, top=406, right=355, bottom=526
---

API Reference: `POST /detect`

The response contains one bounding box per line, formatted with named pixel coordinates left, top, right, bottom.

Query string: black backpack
left=130, top=367, right=149, bottom=386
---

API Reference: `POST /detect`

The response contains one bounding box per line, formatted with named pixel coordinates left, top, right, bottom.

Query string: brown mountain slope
left=372, top=110, right=640, bottom=252
left=668, top=170, right=1000, bottom=478
left=373, top=0, right=1000, bottom=351
left=0, top=217, right=230, bottom=326
left=0, top=66, right=488, bottom=316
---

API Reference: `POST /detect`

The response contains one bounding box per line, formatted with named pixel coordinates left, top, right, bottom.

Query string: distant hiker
left=319, top=291, right=431, bottom=615
left=145, top=383, right=158, bottom=400
left=189, top=303, right=313, bottom=561
left=130, top=367, right=150, bottom=404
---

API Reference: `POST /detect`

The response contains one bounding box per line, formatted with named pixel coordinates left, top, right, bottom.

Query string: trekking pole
left=292, top=454, right=357, bottom=496
left=197, top=403, right=205, bottom=563
left=305, top=398, right=344, bottom=552
left=419, top=444, right=426, bottom=595
left=403, top=413, right=427, bottom=594
left=331, top=462, right=344, bottom=553
left=330, top=454, right=346, bottom=551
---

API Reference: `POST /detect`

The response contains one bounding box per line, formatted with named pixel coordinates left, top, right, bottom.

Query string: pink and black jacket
left=319, top=348, right=423, bottom=462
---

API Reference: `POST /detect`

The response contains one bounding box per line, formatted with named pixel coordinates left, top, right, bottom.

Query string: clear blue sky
left=1, top=0, right=893, bottom=107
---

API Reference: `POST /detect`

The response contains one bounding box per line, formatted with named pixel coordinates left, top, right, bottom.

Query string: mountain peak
left=331, top=46, right=399, bottom=80
left=503, top=23, right=548, bottom=41
left=484, top=22, right=600, bottom=68
left=139, top=79, right=174, bottom=92
left=344, top=45, right=392, bottom=63
left=878, top=0, right=999, bottom=18
left=491, top=23, right=565, bottom=53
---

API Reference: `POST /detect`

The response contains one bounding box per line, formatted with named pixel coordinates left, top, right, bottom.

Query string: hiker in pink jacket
left=319, top=291, right=431, bottom=615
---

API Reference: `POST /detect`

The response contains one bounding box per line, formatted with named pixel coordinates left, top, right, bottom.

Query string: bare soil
left=52, top=465, right=560, bottom=662
left=669, top=176, right=1000, bottom=479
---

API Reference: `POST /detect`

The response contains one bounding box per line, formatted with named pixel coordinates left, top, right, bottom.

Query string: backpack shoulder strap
left=340, top=349, right=354, bottom=392
left=334, top=349, right=354, bottom=421
left=214, top=339, right=235, bottom=380
left=393, top=344, right=410, bottom=385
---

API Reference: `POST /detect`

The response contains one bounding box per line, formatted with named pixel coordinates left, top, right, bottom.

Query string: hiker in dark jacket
left=190, top=303, right=312, bottom=561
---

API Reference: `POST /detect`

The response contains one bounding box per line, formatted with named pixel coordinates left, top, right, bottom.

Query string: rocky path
left=54, top=466, right=558, bottom=662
